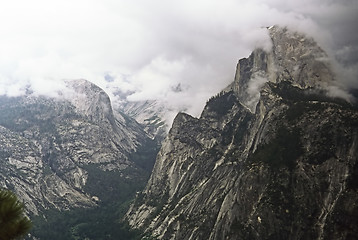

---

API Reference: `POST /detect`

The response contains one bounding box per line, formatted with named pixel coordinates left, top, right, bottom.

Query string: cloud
left=246, top=72, right=269, bottom=112
left=0, top=0, right=357, bottom=123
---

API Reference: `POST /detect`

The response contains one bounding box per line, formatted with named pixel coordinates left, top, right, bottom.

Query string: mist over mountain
left=0, top=23, right=356, bottom=239
left=0, top=1, right=357, bottom=127
left=126, top=26, right=358, bottom=239
left=0, top=1, right=357, bottom=239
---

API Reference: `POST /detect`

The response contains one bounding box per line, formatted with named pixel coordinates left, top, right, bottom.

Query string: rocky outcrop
left=126, top=26, right=358, bottom=239
left=233, top=26, right=334, bottom=112
left=0, top=79, right=152, bottom=215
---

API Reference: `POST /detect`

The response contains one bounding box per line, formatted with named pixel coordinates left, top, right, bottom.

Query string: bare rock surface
left=0, top=79, right=152, bottom=215
left=126, top=26, right=358, bottom=240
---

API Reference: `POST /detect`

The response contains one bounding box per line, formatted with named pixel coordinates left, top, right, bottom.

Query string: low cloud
left=0, top=0, right=356, bottom=124
left=246, top=72, right=268, bottom=112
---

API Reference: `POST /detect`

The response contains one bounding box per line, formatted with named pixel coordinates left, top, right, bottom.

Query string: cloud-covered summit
left=0, top=0, right=357, bottom=122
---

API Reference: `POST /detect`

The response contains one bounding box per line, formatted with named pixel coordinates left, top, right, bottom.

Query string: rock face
left=126, top=26, right=358, bottom=239
left=0, top=79, right=152, bottom=215
left=118, top=99, right=168, bottom=141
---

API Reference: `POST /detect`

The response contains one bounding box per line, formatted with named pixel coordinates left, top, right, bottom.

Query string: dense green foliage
left=29, top=163, right=149, bottom=239
left=0, top=189, right=32, bottom=240
left=29, top=164, right=148, bottom=239
left=30, top=201, right=141, bottom=240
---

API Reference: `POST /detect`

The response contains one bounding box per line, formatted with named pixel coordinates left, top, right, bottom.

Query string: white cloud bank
left=0, top=0, right=357, bottom=121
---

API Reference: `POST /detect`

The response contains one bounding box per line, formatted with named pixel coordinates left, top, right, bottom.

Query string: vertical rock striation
left=126, top=26, right=358, bottom=239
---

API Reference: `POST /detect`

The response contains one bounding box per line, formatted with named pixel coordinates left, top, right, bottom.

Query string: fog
left=0, top=0, right=357, bottom=122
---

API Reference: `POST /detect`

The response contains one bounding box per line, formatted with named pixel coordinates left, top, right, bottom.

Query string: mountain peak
left=65, top=79, right=115, bottom=125
left=233, top=26, right=335, bottom=112
left=126, top=26, right=358, bottom=240
left=268, top=25, right=333, bottom=88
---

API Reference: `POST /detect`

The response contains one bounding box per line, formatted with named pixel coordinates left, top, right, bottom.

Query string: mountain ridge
left=125, top=26, right=358, bottom=239
left=0, top=79, right=155, bottom=217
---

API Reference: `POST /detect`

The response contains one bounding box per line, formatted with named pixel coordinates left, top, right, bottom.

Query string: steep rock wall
left=126, top=26, right=358, bottom=239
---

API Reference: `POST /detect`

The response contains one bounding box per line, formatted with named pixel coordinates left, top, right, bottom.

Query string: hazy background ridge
left=0, top=0, right=357, bottom=124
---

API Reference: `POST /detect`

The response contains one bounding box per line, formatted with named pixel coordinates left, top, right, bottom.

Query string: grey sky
left=0, top=0, right=357, bottom=120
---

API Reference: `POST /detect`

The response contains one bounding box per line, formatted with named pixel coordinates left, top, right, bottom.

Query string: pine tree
left=0, top=189, right=32, bottom=240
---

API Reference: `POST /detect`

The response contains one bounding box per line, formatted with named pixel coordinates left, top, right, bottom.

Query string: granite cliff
left=126, top=26, right=358, bottom=239
left=0, top=79, right=156, bottom=218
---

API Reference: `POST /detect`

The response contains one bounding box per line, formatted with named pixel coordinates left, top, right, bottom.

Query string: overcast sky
left=0, top=0, right=357, bottom=121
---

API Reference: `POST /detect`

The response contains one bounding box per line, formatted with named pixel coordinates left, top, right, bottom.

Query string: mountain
left=106, top=86, right=168, bottom=141
left=117, top=99, right=168, bottom=141
left=126, top=26, right=358, bottom=239
left=0, top=79, right=158, bottom=238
